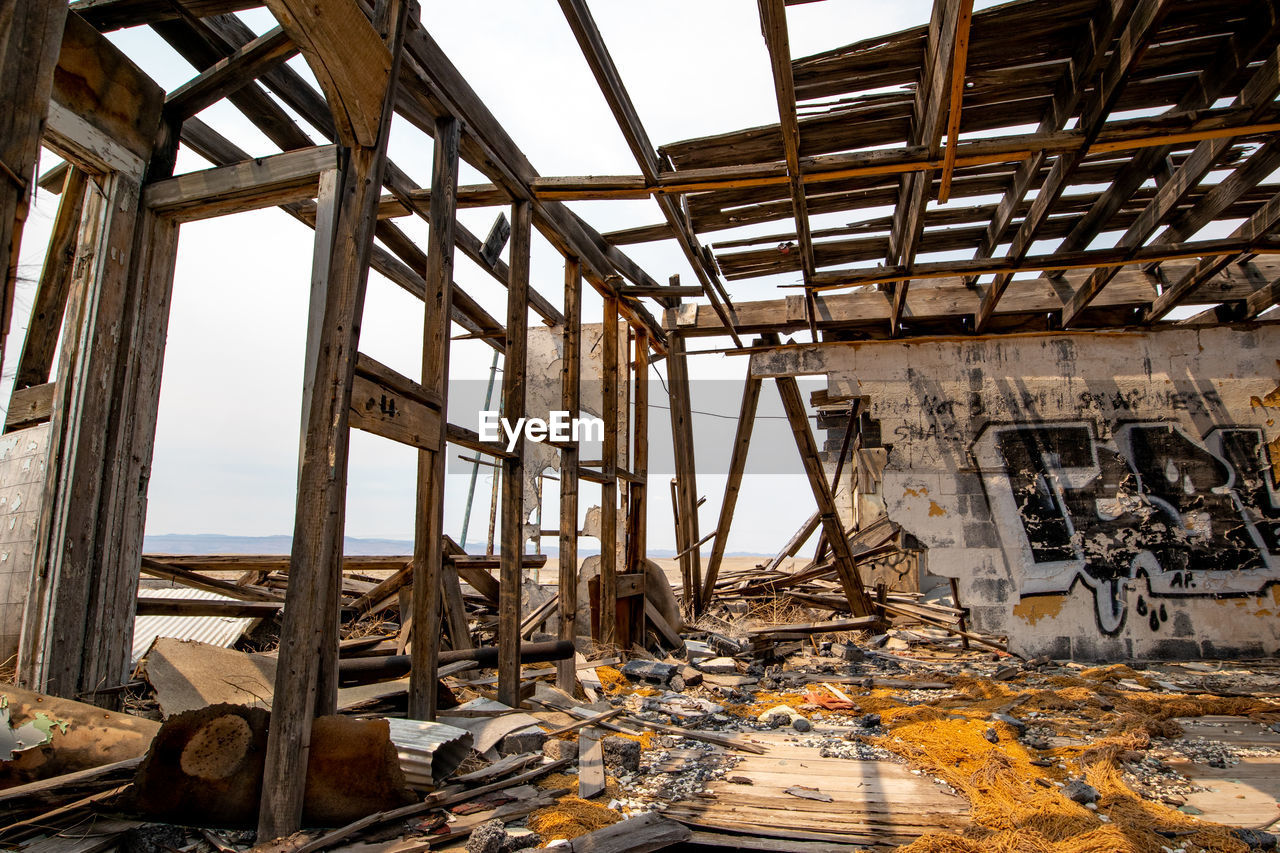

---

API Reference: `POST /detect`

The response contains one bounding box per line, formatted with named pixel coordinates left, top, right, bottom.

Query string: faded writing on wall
left=975, top=422, right=1280, bottom=633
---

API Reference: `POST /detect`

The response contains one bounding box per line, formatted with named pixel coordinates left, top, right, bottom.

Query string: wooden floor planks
left=664, top=730, right=967, bottom=848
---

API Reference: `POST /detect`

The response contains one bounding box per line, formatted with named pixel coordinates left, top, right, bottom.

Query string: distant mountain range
left=142, top=533, right=763, bottom=559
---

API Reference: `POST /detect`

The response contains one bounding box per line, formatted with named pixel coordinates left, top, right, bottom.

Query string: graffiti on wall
left=974, top=422, right=1280, bottom=632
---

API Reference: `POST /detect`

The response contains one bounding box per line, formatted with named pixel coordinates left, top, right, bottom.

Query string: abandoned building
left=1, top=0, right=1280, bottom=849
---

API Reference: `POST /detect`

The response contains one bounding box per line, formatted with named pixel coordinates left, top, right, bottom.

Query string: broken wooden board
left=528, top=812, right=689, bottom=853
left=578, top=727, right=606, bottom=799
left=662, top=732, right=967, bottom=847
left=437, top=699, right=542, bottom=755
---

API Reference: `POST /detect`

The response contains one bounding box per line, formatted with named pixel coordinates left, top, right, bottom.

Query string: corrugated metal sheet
left=131, top=586, right=256, bottom=665
left=385, top=718, right=473, bottom=789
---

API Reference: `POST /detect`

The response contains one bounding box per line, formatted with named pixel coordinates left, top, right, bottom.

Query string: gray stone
left=831, top=643, right=865, bottom=662
left=499, top=726, right=547, bottom=756
left=601, top=735, right=641, bottom=773
left=983, top=728, right=999, bottom=744
left=991, top=712, right=1027, bottom=734
left=620, top=660, right=678, bottom=683
left=1061, top=780, right=1099, bottom=805
left=466, top=820, right=540, bottom=853
left=792, top=717, right=812, bottom=733
left=1231, top=828, right=1276, bottom=849
left=859, top=713, right=881, bottom=728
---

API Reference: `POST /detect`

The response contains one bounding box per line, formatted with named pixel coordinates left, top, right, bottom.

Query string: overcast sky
left=9, top=0, right=1199, bottom=554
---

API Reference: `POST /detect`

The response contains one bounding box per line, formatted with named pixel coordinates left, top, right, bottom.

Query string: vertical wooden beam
left=20, top=170, right=139, bottom=697
left=497, top=199, right=531, bottom=708
left=409, top=114, right=460, bottom=721
left=629, top=327, right=649, bottom=647
left=1, top=0, right=68, bottom=371
left=665, top=331, right=701, bottom=616
left=774, top=376, right=875, bottom=617
left=305, top=166, right=344, bottom=719
left=259, top=2, right=408, bottom=838
left=557, top=256, right=582, bottom=693
left=20, top=149, right=180, bottom=703
left=701, top=372, right=762, bottom=605
left=13, top=168, right=88, bottom=393
left=599, top=294, right=619, bottom=647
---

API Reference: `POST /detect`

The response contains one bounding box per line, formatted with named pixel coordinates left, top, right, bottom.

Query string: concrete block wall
left=752, top=324, right=1280, bottom=660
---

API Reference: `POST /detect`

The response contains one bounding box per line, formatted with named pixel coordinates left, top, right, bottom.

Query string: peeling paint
left=1012, top=595, right=1065, bottom=625
left=928, top=501, right=946, bottom=517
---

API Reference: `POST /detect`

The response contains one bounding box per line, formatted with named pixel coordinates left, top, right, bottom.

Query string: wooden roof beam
left=1053, top=0, right=1280, bottom=261
left=935, top=0, right=974, bottom=204
left=164, top=25, right=297, bottom=122
left=513, top=111, right=1280, bottom=202
left=70, top=0, right=260, bottom=31
left=885, top=0, right=969, bottom=336
left=1145, top=188, right=1280, bottom=320
left=759, top=0, right=819, bottom=338
left=1148, top=139, right=1280, bottom=252
left=809, top=234, right=1274, bottom=291
left=261, top=0, right=391, bottom=147
left=1063, top=42, right=1280, bottom=325
left=556, top=0, right=741, bottom=346
left=398, top=21, right=668, bottom=349
left=667, top=257, right=1280, bottom=339
left=963, top=0, right=1137, bottom=286
left=973, top=0, right=1171, bottom=332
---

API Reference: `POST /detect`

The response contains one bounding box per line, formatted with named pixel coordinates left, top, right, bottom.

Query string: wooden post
left=629, top=328, right=649, bottom=647
left=1, top=0, right=68, bottom=371
left=599, top=294, right=619, bottom=647
left=774, top=375, right=876, bottom=617
left=409, top=114, right=460, bottom=721
left=20, top=168, right=141, bottom=698
left=497, top=199, right=531, bottom=708
left=702, top=372, right=762, bottom=604
left=556, top=256, right=582, bottom=693
left=665, top=330, right=701, bottom=617
left=259, top=3, right=408, bottom=836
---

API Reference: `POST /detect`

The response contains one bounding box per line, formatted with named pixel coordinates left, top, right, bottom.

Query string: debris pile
left=2, top=547, right=1279, bottom=853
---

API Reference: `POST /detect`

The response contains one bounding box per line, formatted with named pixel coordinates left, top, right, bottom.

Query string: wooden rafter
left=1063, top=44, right=1280, bottom=325
left=935, top=0, right=974, bottom=204
left=962, top=0, right=1138, bottom=287
left=558, top=0, right=742, bottom=347
left=164, top=25, right=297, bottom=121
left=261, top=0, right=391, bottom=148
left=1051, top=0, right=1280, bottom=262
left=399, top=22, right=669, bottom=348
left=884, top=0, right=969, bottom=335
left=666, top=256, right=1280, bottom=339
left=758, top=0, right=819, bottom=338
left=973, top=0, right=1171, bottom=332
left=1145, top=188, right=1280, bottom=320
